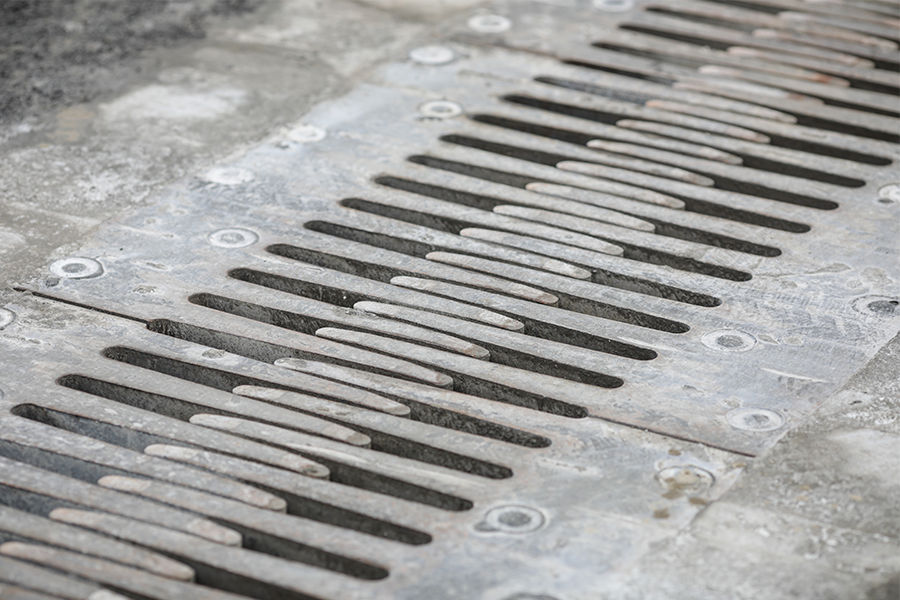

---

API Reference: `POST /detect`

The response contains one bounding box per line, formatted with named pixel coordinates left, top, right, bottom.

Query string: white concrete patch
left=101, top=84, right=246, bottom=122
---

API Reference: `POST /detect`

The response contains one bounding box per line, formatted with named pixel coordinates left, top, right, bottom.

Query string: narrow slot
left=643, top=7, right=761, bottom=32
left=618, top=24, right=900, bottom=74
left=18, top=399, right=471, bottom=513
left=592, top=42, right=900, bottom=96
left=191, top=289, right=625, bottom=399
left=147, top=319, right=554, bottom=448
left=410, top=153, right=806, bottom=234
left=0, top=415, right=388, bottom=584
left=306, top=220, right=722, bottom=305
left=0, top=436, right=136, bottom=487
left=207, top=270, right=621, bottom=392
left=88, top=352, right=514, bottom=481
left=508, top=90, right=897, bottom=161
left=365, top=182, right=755, bottom=280
left=304, top=222, right=697, bottom=328
left=267, top=243, right=659, bottom=360
left=10, top=410, right=451, bottom=533
left=442, top=133, right=842, bottom=209
left=477, top=107, right=867, bottom=188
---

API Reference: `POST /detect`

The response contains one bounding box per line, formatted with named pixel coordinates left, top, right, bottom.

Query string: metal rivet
left=467, top=14, right=511, bottom=33
left=877, top=184, right=900, bottom=204
left=204, top=167, right=255, bottom=185
left=49, top=257, right=104, bottom=279
left=207, top=228, right=259, bottom=248
left=419, top=100, right=463, bottom=119
left=701, top=329, right=757, bottom=352
left=852, top=295, right=900, bottom=316
left=656, top=465, right=715, bottom=494
left=409, top=45, right=455, bottom=65
left=484, top=505, right=545, bottom=533
left=0, top=308, right=15, bottom=330
left=286, top=124, right=326, bottom=143
left=593, top=0, right=635, bottom=11
left=726, top=407, right=785, bottom=431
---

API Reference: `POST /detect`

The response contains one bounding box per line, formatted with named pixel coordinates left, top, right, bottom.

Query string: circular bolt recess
left=419, top=100, right=463, bottom=119
left=207, top=228, right=259, bottom=248
left=593, top=0, right=635, bottom=11
left=0, top=308, right=15, bottom=330
left=49, top=257, right=104, bottom=280
left=656, top=466, right=715, bottom=495
left=204, top=167, right=255, bottom=186
left=484, top=505, right=545, bottom=533
left=727, top=407, right=785, bottom=432
left=467, top=14, right=511, bottom=33
left=409, top=45, right=455, bottom=65
left=702, top=329, right=757, bottom=352
left=286, top=124, right=326, bottom=143
left=877, top=184, right=900, bottom=204
left=853, top=295, right=900, bottom=316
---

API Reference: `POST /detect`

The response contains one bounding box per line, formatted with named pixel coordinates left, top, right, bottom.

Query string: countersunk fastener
left=286, top=124, right=326, bottom=143
left=726, top=407, right=785, bottom=431
left=419, top=100, right=463, bottom=119
left=852, top=295, right=900, bottom=316
left=207, top=228, right=259, bottom=248
left=204, top=167, right=255, bottom=186
left=656, top=465, right=715, bottom=495
left=481, top=505, right=545, bottom=533
left=593, top=0, right=635, bottom=11
left=701, top=329, right=757, bottom=352
left=467, top=14, right=511, bottom=33
left=49, top=257, right=104, bottom=280
left=0, top=308, right=15, bottom=330
left=877, top=184, right=899, bottom=204
left=409, top=46, right=455, bottom=65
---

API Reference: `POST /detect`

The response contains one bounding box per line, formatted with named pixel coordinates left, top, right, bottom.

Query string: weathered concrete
left=0, top=0, right=461, bottom=289
left=0, top=1, right=897, bottom=598
left=608, top=333, right=900, bottom=600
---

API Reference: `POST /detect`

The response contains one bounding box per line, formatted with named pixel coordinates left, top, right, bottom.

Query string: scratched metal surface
left=0, top=0, right=898, bottom=598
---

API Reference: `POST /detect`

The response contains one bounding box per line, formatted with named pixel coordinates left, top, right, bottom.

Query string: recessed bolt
left=852, top=295, right=900, bottom=316
left=726, top=407, right=785, bottom=431
left=207, top=228, right=259, bottom=248
left=467, top=14, right=511, bottom=33
left=483, top=505, right=545, bottom=533
left=286, top=124, right=326, bottom=143
left=49, top=257, right=104, bottom=279
left=656, top=465, right=715, bottom=495
left=409, top=45, right=455, bottom=65
left=0, top=308, right=15, bottom=330
left=204, top=167, right=255, bottom=186
left=877, top=184, right=900, bottom=204
left=593, top=0, right=635, bottom=11
left=702, top=329, right=757, bottom=352
left=419, top=100, right=463, bottom=119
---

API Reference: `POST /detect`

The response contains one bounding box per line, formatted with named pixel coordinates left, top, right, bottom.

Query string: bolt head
left=483, top=505, right=545, bottom=533
left=467, top=14, right=511, bottom=33
left=286, top=124, right=326, bottom=143
left=593, top=0, right=635, bottom=11
left=409, top=46, right=455, bottom=65
left=726, top=407, right=785, bottom=431
left=204, top=167, right=255, bottom=186
left=702, top=329, right=757, bottom=352
left=207, top=228, right=259, bottom=248
left=49, top=258, right=104, bottom=279
left=419, top=100, right=463, bottom=119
